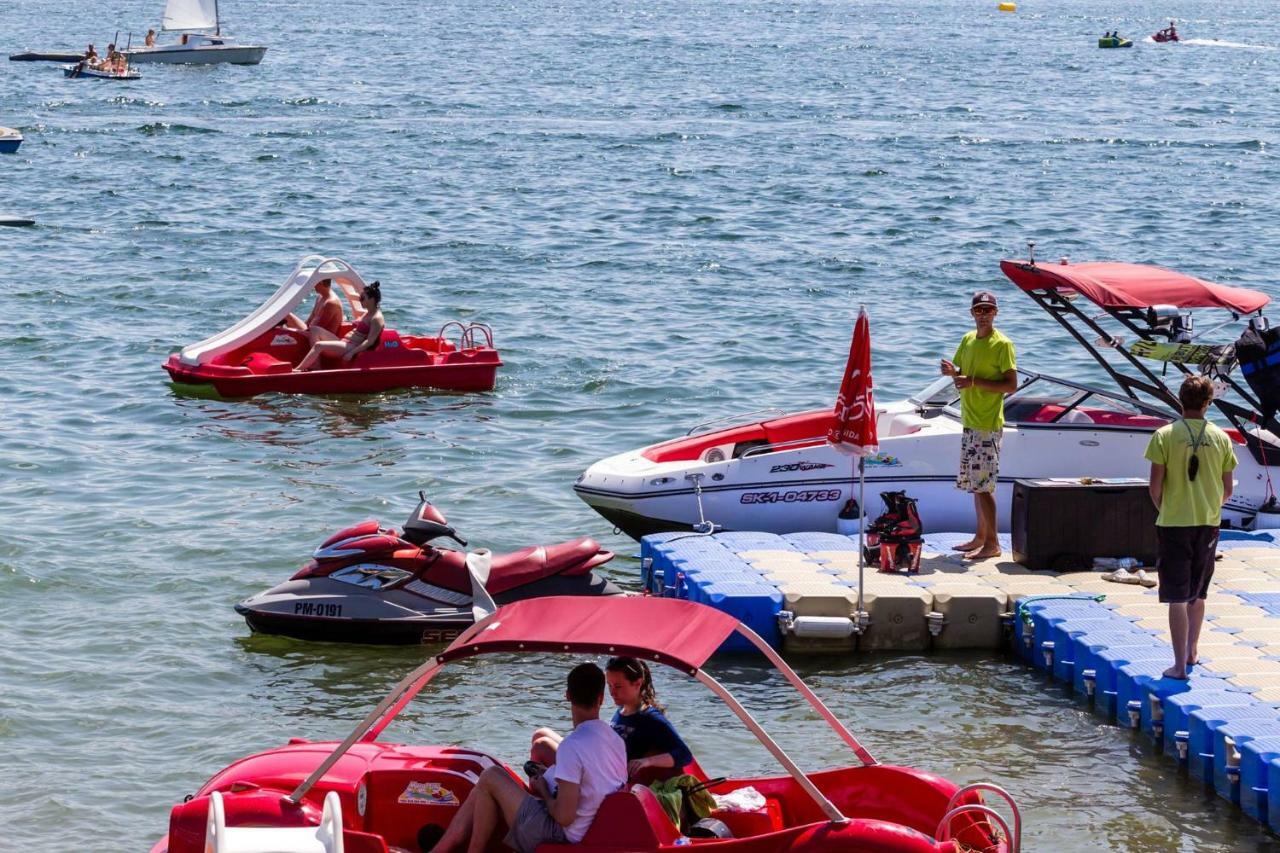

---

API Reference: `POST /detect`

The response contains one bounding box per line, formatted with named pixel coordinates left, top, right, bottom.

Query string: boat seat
left=206, top=789, right=344, bottom=852
left=563, top=786, right=682, bottom=849
left=486, top=538, right=601, bottom=594
left=241, top=352, right=293, bottom=376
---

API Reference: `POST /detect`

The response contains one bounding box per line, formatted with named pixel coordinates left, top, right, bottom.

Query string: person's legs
left=1186, top=598, right=1206, bottom=666
left=1165, top=601, right=1190, bottom=679
left=432, top=767, right=528, bottom=853
left=530, top=727, right=561, bottom=766
left=953, top=430, right=981, bottom=552
left=970, top=492, right=999, bottom=558
left=296, top=339, right=346, bottom=371
left=465, top=769, right=529, bottom=853
left=307, top=325, right=339, bottom=345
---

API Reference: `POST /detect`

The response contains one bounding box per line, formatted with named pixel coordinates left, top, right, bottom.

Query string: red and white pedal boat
left=163, top=256, right=502, bottom=398
left=154, top=597, right=1019, bottom=853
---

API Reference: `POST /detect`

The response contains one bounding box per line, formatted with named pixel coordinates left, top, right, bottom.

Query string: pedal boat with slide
left=236, top=493, right=619, bottom=645
left=153, top=596, right=1019, bottom=853
left=163, top=256, right=502, bottom=398
left=575, top=254, right=1278, bottom=538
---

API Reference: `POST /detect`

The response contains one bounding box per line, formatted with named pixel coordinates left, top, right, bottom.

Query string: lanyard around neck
left=1182, top=419, right=1208, bottom=452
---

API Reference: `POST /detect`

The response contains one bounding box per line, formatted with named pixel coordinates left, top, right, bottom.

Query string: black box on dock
left=1011, top=478, right=1158, bottom=570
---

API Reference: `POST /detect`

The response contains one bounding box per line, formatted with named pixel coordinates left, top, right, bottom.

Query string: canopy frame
left=1003, top=258, right=1280, bottom=466
left=288, top=601, right=876, bottom=822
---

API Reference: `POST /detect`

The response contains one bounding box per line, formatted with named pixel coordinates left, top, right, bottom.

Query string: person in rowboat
left=430, top=663, right=626, bottom=853
left=1145, top=375, right=1237, bottom=680
left=294, top=280, right=385, bottom=371
left=283, top=277, right=344, bottom=341
left=940, top=291, right=1018, bottom=560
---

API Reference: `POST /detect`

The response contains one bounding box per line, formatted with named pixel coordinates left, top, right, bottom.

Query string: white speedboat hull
left=126, top=43, right=265, bottom=65
left=575, top=380, right=1266, bottom=539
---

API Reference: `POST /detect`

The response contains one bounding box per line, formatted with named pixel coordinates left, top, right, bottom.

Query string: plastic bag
left=710, top=786, right=766, bottom=813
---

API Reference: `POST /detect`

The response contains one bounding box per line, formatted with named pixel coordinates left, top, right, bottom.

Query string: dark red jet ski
left=236, top=494, right=619, bottom=644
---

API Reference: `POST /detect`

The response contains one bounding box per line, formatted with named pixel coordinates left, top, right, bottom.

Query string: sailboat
left=125, top=0, right=265, bottom=65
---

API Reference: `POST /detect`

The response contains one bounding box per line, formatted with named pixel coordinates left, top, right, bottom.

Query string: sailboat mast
left=215, top=0, right=220, bottom=34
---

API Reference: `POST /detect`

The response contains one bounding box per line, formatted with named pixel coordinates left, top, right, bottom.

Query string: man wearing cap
left=940, top=291, right=1018, bottom=559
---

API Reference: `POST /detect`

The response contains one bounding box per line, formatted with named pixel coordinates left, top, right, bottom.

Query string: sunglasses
left=971, top=305, right=996, bottom=314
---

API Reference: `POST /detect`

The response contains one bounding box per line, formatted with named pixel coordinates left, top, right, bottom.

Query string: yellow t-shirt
left=1143, top=419, right=1238, bottom=527
left=953, top=329, right=1016, bottom=432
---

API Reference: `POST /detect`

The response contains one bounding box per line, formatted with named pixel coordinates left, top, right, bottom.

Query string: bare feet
left=1162, top=666, right=1188, bottom=681
left=952, top=540, right=980, bottom=552
left=964, top=548, right=1001, bottom=560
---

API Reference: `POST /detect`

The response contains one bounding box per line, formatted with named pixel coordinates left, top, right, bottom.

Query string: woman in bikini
left=295, top=280, right=384, bottom=371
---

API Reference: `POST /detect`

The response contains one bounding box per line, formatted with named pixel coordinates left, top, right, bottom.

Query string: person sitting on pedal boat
left=295, top=280, right=385, bottom=371
left=283, top=277, right=344, bottom=341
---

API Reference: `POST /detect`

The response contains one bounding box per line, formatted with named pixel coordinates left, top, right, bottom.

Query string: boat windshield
left=908, top=375, right=962, bottom=409
left=944, top=374, right=1173, bottom=429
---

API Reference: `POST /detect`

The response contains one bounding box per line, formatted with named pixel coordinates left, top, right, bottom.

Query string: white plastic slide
left=177, top=253, right=366, bottom=363
left=205, top=789, right=345, bottom=852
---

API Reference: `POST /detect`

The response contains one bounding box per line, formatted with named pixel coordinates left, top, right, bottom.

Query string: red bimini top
left=1000, top=259, right=1270, bottom=314
left=436, top=596, right=742, bottom=675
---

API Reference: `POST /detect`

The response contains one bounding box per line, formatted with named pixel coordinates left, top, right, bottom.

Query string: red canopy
left=1000, top=259, right=1270, bottom=314
left=826, top=308, right=878, bottom=456
left=436, top=596, right=743, bottom=674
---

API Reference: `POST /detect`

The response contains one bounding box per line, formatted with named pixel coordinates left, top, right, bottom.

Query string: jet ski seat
left=486, top=537, right=604, bottom=594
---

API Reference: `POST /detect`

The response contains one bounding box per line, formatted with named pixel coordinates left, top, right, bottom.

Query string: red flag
left=827, top=307, right=878, bottom=456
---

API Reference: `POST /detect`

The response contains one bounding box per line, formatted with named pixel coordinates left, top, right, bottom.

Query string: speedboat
left=0, top=127, right=21, bottom=153
left=126, top=0, right=266, bottom=65
left=63, top=63, right=142, bottom=80
left=575, top=255, right=1278, bottom=538
left=1098, top=36, right=1133, bottom=48
left=236, top=493, right=619, bottom=644
left=163, top=256, right=502, bottom=397
left=153, top=596, right=1019, bottom=852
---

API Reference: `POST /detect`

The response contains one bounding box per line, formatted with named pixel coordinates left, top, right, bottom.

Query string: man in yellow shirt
left=940, top=291, right=1018, bottom=559
left=1145, top=375, right=1237, bottom=680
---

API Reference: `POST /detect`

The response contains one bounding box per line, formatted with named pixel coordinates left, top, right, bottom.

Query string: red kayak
left=163, top=256, right=502, bottom=398
left=153, top=597, right=1020, bottom=852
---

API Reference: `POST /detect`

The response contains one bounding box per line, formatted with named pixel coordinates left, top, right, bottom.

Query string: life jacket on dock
left=864, top=491, right=923, bottom=572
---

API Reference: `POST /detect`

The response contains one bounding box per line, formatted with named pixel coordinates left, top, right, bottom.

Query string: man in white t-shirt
left=430, top=663, right=627, bottom=853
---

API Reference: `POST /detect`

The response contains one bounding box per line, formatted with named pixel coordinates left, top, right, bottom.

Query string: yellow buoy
left=998, top=2, right=1016, bottom=11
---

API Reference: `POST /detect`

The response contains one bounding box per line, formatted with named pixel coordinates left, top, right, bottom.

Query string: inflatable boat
left=1098, top=36, right=1133, bottom=48
left=152, top=596, right=1020, bottom=852
left=163, top=256, right=502, bottom=398
left=63, top=63, right=141, bottom=79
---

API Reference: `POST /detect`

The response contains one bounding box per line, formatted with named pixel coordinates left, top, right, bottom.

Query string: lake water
left=2, top=0, right=1279, bottom=849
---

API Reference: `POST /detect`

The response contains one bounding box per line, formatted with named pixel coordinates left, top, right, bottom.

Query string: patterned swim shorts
left=957, top=428, right=1002, bottom=494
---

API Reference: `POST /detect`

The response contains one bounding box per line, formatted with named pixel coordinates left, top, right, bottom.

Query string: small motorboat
left=154, top=596, right=1020, bottom=852
left=126, top=0, right=266, bottom=65
left=63, top=62, right=142, bottom=79
left=0, top=127, right=21, bottom=153
left=575, top=254, right=1277, bottom=538
left=163, top=255, right=502, bottom=397
left=1098, top=35, right=1133, bottom=48
left=236, top=493, right=620, bottom=644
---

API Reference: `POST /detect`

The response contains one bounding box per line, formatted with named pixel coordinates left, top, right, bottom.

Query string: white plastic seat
left=205, top=790, right=345, bottom=853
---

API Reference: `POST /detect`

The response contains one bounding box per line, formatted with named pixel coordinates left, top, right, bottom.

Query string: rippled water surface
left=3, top=0, right=1280, bottom=850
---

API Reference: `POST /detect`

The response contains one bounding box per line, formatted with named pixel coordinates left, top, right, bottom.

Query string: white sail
left=162, top=0, right=218, bottom=31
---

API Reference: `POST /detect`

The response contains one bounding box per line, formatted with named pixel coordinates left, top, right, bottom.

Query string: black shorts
left=1155, top=525, right=1219, bottom=604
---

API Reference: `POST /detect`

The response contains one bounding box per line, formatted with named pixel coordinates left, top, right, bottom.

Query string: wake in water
left=1145, top=36, right=1276, bottom=50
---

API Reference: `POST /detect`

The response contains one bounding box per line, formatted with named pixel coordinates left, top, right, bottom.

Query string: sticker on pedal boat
left=398, top=781, right=459, bottom=806
left=270, top=334, right=296, bottom=347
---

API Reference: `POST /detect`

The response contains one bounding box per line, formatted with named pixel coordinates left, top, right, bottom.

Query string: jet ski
left=236, top=493, right=620, bottom=644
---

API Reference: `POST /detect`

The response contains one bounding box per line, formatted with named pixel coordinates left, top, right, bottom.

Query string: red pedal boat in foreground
left=163, top=256, right=502, bottom=398
left=154, top=597, right=1020, bottom=853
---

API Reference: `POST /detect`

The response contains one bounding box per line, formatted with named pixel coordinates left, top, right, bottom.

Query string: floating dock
left=641, top=529, right=1280, bottom=831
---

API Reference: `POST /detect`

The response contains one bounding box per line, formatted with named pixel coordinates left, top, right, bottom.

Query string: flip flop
left=1102, top=569, right=1143, bottom=585
left=1135, top=569, right=1158, bottom=589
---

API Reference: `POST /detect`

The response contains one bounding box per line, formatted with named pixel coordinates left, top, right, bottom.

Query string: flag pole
left=856, top=454, right=866, bottom=629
